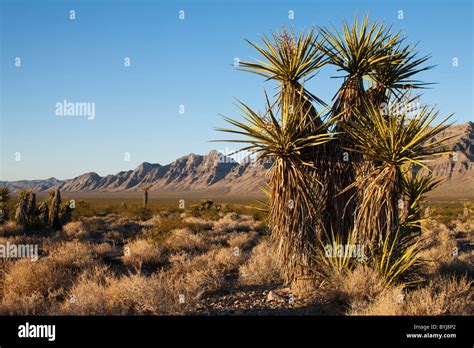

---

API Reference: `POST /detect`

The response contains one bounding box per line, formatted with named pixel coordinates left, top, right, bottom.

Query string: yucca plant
left=226, top=27, right=335, bottom=290
left=0, top=185, right=10, bottom=224
left=216, top=89, right=336, bottom=288
left=15, top=190, right=29, bottom=226
left=367, top=42, right=434, bottom=105
left=48, top=188, right=62, bottom=229
left=26, top=191, right=38, bottom=227
left=319, top=15, right=402, bottom=121
left=340, top=102, right=451, bottom=284
left=218, top=15, right=456, bottom=290
left=38, top=201, right=49, bottom=227
left=142, top=184, right=151, bottom=209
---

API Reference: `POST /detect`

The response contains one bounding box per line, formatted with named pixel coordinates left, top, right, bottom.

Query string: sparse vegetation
left=0, top=199, right=470, bottom=315
left=0, top=15, right=471, bottom=317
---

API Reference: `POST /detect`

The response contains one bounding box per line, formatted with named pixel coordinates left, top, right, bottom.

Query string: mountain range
left=2, top=122, right=473, bottom=198
left=1, top=150, right=273, bottom=195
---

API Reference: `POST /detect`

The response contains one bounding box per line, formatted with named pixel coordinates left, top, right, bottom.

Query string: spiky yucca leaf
left=344, top=103, right=454, bottom=168
left=401, top=171, right=442, bottom=233
left=367, top=41, right=434, bottom=103
left=313, top=227, right=362, bottom=278
left=239, top=26, right=327, bottom=107
left=319, top=15, right=402, bottom=79
left=368, top=227, right=424, bottom=286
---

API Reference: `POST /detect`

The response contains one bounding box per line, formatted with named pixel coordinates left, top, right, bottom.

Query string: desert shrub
left=1, top=241, right=96, bottom=312
left=238, top=238, right=281, bottom=285
left=62, top=221, right=91, bottom=240
left=60, top=266, right=175, bottom=315
left=349, top=286, right=405, bottom=315
left=0, top=221, right=23, bottom=237
left=90, top=242, right=117, bottom=258
left=350, top=275, right=473, bottom=316
left=328, top=265, right=386, bottom=305
left=185, top=222, right=213, bottom=233
left=402, top=276, right=473, bottom=315
left=170, top=247, right=244, bottom=297
left=123, top=239, right=167, bottom=269
left=164, top=228, right=208, bottom=252
left=437, top=253, right=474, bottom=278
left=419, top=222, right=458, bottom=273
left=0, top=291, right=48, bottom=315
left=213, top=213, right=260, bottom=233
left=227, top=231, right=258, bottom=250
left=144, top=215, right=187, bottom=245
left=80, top=216, right=108, bottom=234
left=61, top=247, right=245, bottom=315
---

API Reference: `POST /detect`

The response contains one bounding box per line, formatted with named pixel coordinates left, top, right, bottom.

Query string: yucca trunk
left=324, top=77, right=366, bottom=240
left=269, top=158, right=320, bottom=290
left=15, top=191, right=29, bottom=226
left=26, top=192, right=37, bottom=226
left=0, top=185, right=10, bottom=224
left=48, top=189, right=61, bottom=229
left=38, top=201, right=49, bottom=227
left=143, top=189, right=149, bottom=209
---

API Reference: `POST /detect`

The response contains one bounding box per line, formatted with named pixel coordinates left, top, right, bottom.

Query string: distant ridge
left=1, top=150, right=272, bottom=195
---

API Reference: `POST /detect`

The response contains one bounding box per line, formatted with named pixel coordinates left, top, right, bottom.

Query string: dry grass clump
left=90, top=242, right=117, bottom=257
left=320, top=265, right=387, bottom=314
left=182, top=216, right=213, bottom=233
left=350, top=276, right=473, bottom=315
left=140, top=214, right=162, bottom=228
left=348, top=286, right=405, bottom=315
left=60, top=266, right=176, bottom=315
left=108, top=218, right=142, bottom=238
left=0, top=221, right=23, bottom=236
left=0, top=241, right=96, bottom=314
left=419, top=219, right=473, bottom=277
left=0, top=291, right=47, bottom=315
left=62, top=221, right=90, bottom=240
left=438, top=253, right=474, bottom=278
left=401, top=276, right=473, bottom=315
left=213, top=213, right=260, bottom=233
left=123, top=239, right=167, bottom=269
left=227, top=231, right=258, bottom=250
left=171, top=247, right=244, bottom=297
left=164, top=228, right=209, bottom=251
left=419, top=223, right=457, bottom=273
left=239, top=238, right=281, bottom=286
left=61, top=246, right=245, bottom=315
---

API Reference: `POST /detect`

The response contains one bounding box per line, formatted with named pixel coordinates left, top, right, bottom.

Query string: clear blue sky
left=1, top=0, right=472, bottom=180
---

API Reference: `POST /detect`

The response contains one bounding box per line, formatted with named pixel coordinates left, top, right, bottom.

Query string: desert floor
left=0, top=198, right=472, bottom=315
